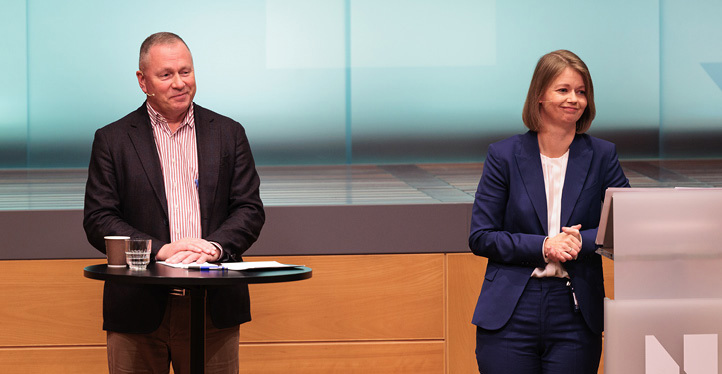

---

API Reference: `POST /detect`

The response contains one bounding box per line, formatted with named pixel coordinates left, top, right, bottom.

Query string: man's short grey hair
left=139, top=32, right=190, bottom=70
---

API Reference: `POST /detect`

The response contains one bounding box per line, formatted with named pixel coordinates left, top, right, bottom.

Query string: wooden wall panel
left=238, top=341, right=444, bottom=374
left=0, top=259, right=105, bottom=347
left=602, top=256, right=614, bottom=299
left=446, top=253, right=487, bottom=374
left=242, top=254, right=445, bottom=342
left=0, top=347, right=108, bottom=374
left=0, top=253, right=615, bottom=373
left=600, top=255, right=615, bottom=373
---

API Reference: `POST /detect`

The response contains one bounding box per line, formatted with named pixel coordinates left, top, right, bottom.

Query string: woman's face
left=539, top=67, right=587, bottom=130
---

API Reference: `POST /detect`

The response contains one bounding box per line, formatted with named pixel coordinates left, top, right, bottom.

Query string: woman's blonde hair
left=522, top=50, right=595, bottom=133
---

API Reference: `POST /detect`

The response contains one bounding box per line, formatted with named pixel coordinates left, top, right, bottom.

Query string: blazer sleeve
left=203, top=123, right=265, bottom=262
left=83, top=127, right=166, bottom=256
left=468, top=143, right=547, bottom=266
left=578, top=143, right=630, bottom=254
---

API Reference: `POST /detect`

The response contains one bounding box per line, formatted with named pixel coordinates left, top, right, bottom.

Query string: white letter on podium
left=684, top=334, right=718, bottom=374
left=645, top=335, right=679, bottom=374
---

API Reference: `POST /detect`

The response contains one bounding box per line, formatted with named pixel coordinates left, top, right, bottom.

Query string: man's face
left=136, top=41, right=196, bottom=122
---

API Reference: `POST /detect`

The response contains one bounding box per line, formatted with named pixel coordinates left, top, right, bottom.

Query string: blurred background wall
left=1, top=0, right=721, bottom=169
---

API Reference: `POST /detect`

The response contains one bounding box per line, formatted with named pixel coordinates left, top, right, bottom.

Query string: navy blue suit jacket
left=83, top=103, right=265, bottom=333
left=469, top=131, right=628, bottom=334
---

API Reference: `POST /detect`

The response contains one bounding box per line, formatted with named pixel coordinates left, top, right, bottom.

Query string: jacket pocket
left=484, top=264, right=499, bottom=281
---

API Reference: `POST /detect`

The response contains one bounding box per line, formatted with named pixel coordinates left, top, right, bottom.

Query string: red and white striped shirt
left=147, top=103, right=201, bottom=243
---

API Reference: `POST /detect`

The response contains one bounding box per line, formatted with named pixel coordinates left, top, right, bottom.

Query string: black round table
left=84, top=263, right=312, bottom=374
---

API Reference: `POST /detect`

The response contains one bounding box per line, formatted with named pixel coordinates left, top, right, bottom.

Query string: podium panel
left=605, top=298, right=722, bottom=373
left=613, top=190, right=722, bottom=300
left=603, top=189, right=722, bottom=373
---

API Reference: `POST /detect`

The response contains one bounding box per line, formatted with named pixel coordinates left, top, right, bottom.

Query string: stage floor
left=1, top=159, right=722, bottom=211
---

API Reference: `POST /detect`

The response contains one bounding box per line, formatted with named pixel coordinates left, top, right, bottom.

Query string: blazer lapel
left=515, top=131, right=548, bottom=235
left=194, top=105, right=221, bottom=233
left=127, top=105, right=168, bottom=218
left=561, top=135, right=592, bottom=227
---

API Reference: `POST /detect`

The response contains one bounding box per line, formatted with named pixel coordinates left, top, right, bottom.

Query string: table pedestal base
left=189, top=287, right=206, bottom=374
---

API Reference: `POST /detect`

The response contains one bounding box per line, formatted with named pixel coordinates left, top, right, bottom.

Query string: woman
left=469, top=50, right=629, bottom=373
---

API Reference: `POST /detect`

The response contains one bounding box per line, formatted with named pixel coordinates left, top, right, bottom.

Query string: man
left=83, top=32, right=265, bottom=373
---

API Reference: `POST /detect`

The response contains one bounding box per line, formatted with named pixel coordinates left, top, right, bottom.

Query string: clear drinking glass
left=125, top=239, right=152, bottom=270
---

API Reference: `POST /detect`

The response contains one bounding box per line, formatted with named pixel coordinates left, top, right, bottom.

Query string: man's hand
left=156, top=238, right=220, bottom=263
left=544, top=224, right=582, bottom=263
left=164, top=250, right=219, bottom=264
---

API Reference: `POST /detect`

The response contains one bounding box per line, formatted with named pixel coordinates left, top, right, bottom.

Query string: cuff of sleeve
left=542, top=237, right=550, bottom=263
left=209, top=241, right=224, bottom=262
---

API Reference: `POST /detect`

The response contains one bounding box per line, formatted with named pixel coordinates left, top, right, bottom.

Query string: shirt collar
left=146, top=102, right=195, bottom=133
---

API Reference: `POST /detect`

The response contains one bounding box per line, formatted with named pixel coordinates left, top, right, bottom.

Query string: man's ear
left=136, top=70, right=147, bottom=94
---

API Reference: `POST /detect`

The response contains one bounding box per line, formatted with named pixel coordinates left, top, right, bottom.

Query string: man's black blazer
left=83, top=103, right=265, bottom=333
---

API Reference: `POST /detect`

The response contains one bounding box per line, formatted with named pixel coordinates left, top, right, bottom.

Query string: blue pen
left=197, top=264, right=222, bottom=271
left=194, top=179, right=199, bottom=189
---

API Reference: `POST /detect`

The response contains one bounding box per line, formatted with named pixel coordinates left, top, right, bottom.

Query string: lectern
left=598, top=188, right=722, bottom=374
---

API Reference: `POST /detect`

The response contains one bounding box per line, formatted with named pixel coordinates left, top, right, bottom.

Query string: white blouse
left=531, top=150, right=570, bottom=278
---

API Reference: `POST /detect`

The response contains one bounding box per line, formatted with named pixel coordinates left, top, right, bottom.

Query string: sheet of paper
left=157, top=261, right=222, bottom=270
left=221, top=261, right=302, bottom=271
left=157, top=260, right=301, bottom=271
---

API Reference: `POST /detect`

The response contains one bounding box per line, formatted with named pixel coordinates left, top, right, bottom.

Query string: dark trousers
left=475, top=277, right=602, bottom=374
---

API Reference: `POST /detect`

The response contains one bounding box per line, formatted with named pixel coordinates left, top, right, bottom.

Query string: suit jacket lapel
left=515, top=131, right=548, bottom=235
left=194, top=105, right=221, bottom=234
left=561, top=135, right=592, bottom=227
left=127, top=105, right=168, bottom=218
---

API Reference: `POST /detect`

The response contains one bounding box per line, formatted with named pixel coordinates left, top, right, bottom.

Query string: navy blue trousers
left=475, top=277, right=602, bottom=374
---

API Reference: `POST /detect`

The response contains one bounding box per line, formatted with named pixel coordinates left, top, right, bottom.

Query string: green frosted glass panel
left=0, top=0, right=28, bottom=168
left=25, top=0, right=346, bottom=167
left=3, top=0, right=718, bottom=169
left=660, top=0, right=722, bottom=157
left=350, top=0, right=496, bottom=68
left=351, top=0, right=660, bottom=163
